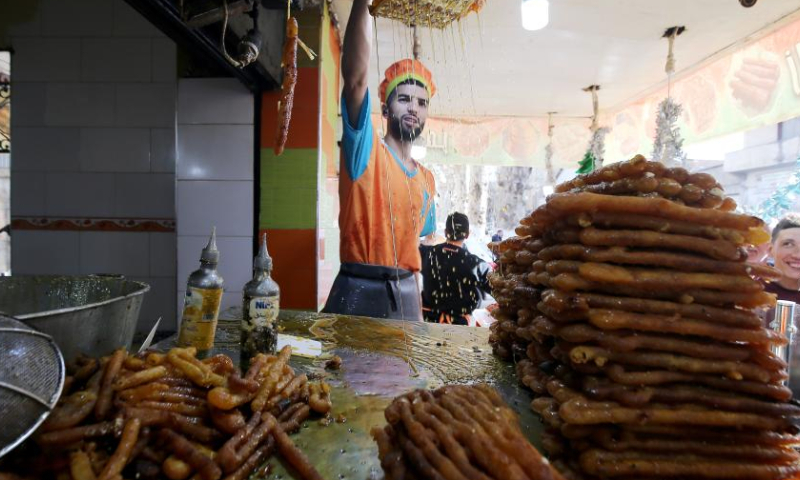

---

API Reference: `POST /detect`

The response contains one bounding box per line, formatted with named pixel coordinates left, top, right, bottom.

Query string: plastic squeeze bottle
left=241, top=233, right=280, bottom=364
left=178, top=227, right=224, bottom=351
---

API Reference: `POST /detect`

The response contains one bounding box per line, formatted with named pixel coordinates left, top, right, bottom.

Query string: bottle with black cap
left=178, top=227, right=225, bottom=351
left=241, top=232, right=280, bottom=365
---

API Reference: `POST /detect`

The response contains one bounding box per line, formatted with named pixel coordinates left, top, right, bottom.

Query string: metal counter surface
left=155, top=310, right=542, bottom=480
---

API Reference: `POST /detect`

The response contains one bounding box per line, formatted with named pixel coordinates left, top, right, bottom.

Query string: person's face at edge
left=771, top=227, right=800, bottom=285
left=384, top=83, right=429, bottom=142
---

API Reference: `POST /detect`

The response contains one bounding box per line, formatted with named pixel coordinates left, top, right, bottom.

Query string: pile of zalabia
left=372, top=384, right=565, bottom=480
left=0, top=346, right=331, bottom=480
left=489, top=155, right=800, bottom=480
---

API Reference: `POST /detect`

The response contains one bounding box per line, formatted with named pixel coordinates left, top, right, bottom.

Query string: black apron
left=322, top=263, right=422, bottom=320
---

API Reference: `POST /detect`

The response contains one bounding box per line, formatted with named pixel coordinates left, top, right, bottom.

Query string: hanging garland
left=576, top=85, right=609, bottom=174
left=651, top=97, right=687, bottom=167
left=651, top=26, right=687, bottom=167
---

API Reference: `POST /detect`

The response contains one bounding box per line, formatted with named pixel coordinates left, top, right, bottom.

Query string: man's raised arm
left=341, top=0, right=372, bottom=127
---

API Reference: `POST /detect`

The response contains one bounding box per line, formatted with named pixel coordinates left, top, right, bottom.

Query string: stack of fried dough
left=372, top=384, right=565, bottom=480
left=0, top=346, right=331, bottom=480
left=490, top=155, right=800, bottom=480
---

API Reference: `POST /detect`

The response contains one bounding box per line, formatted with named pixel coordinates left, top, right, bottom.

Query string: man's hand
left=342, top=0, right=372, bottom=126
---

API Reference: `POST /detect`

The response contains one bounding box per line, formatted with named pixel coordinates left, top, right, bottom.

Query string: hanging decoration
left=651, top=26, right=687, bottom=167
left=576, top=85, right=609, bottom=174
left=544, top=112, right=556, bottom=185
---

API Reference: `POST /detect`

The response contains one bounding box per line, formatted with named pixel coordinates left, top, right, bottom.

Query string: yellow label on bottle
left=178, top=286, right=223, bottom=350
left=248, top=295, right=280, bottom=327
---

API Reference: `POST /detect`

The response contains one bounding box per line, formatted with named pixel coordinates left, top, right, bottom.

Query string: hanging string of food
left=274, top=1, right=317, bottom=156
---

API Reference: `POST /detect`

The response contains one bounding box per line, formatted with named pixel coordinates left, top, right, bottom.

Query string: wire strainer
left=0, top=314, right=65, bottom=458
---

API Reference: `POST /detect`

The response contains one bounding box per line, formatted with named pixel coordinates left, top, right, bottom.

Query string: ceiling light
left=521, top=0, right=549, bottom=31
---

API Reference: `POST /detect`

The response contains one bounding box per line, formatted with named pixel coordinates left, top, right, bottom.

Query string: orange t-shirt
left=339, top=91, right=436, bottom=272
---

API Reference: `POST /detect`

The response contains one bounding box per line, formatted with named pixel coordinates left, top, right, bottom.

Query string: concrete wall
left=4, top=0, right=178, bottom=333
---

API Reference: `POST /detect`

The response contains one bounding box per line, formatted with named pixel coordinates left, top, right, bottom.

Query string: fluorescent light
left=521, top=0, right=549, bottom=31
left=542, top=185, right=555, bottom=196
left=410, top=136, right=427, bottom=160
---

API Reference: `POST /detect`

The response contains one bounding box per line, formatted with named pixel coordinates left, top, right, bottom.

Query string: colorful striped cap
left=379, top=59, right=436, bottom=102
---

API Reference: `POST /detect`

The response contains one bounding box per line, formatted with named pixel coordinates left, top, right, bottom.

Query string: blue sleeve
left=341, top=89, right=373, bottom=181
left=420, top=192, right=436, bottom=237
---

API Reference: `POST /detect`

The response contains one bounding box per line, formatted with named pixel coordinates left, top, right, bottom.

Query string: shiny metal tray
left=154, top=310, right=541, bottom=479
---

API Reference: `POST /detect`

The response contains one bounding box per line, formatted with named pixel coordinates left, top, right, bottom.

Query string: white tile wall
left=9, top=0, right=180, bottom=333
left=81, top=39, right=152, bottom=82
left=11, top=127, right=81, bottom=172
left=12, top=38, right=81, bottom=82
left=79, top=231, right=149, bottom=276
left=9, top=83, right=47, bottom=127
left=10, top=171, right=46, bottom=216
left=177, top=79, right=254, bottom=125
left=115, top=83, right=176, bottom=128
left=114, top=173, right=174, bottom=218
left=149, top=232, right=177, bottom=278
left=12, top=230, right=81, bottom=274
left=45, top=173, right=116, bottom=217
left=150, top=128, right=176, bottom=173
left=80, top=128, right=151, bottom=172
left=175, top=78, right=255, bottom=326
left=45, top=83, right=116, bottom=127
left=176, top=180, right=253, bottom=236
left=177, top=125, right=254, bottom=181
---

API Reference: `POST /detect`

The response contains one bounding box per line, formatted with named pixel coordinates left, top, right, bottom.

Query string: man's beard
left=388, top=115, right=424, bottom=142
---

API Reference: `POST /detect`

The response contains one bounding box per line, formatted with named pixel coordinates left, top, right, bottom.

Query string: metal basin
left=0, top=275, right=150, bottom=362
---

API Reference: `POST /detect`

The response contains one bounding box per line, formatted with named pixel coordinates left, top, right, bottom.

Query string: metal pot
left=0, top=275, right=150, bottom=362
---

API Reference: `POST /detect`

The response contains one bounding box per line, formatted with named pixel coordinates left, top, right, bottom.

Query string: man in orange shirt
left=322, top=0, right=436, bottom=320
